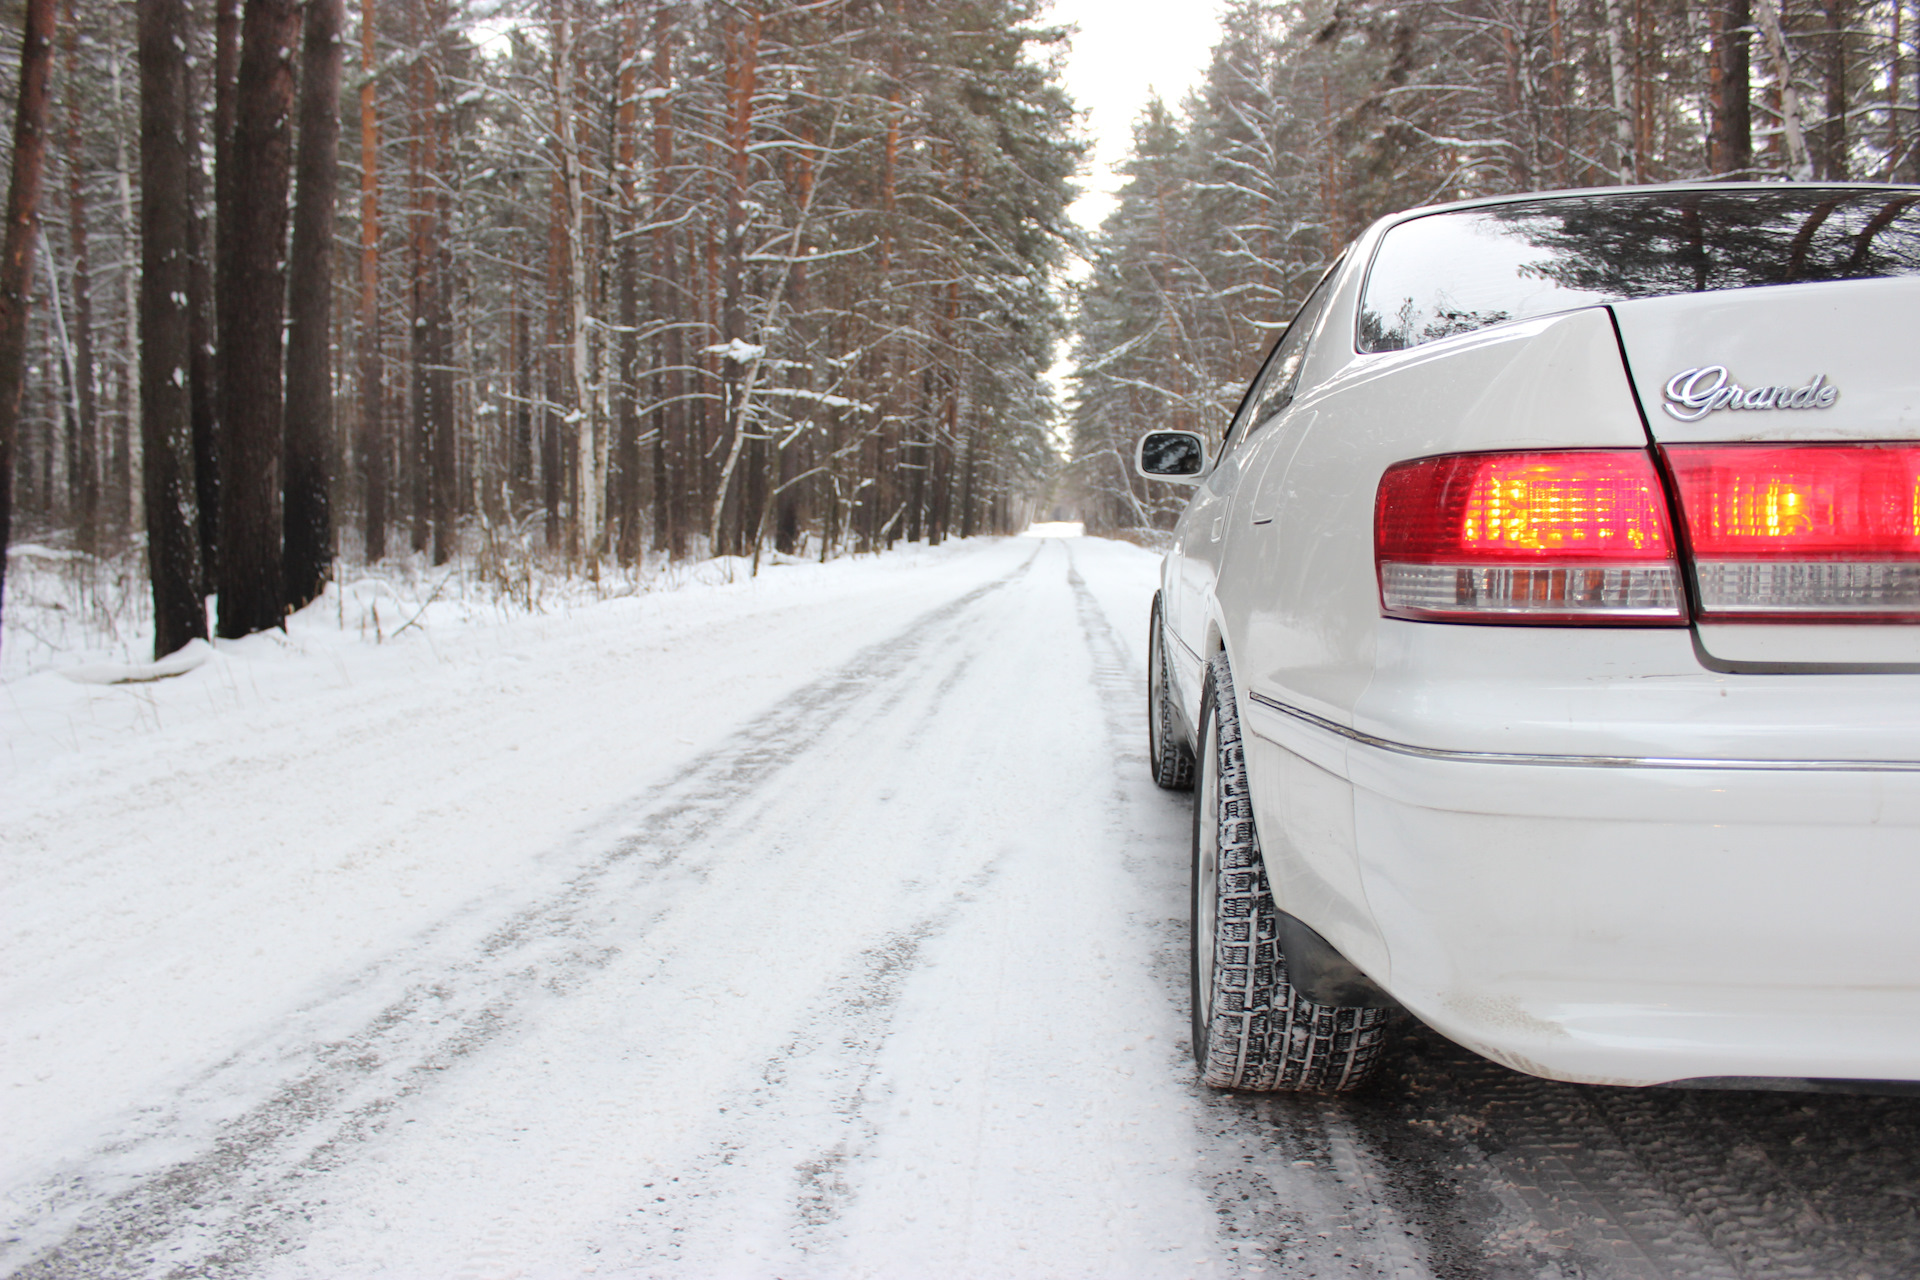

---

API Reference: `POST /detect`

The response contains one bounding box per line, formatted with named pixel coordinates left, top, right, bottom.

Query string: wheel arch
left=1206, top=631, right=1395, bottom=1008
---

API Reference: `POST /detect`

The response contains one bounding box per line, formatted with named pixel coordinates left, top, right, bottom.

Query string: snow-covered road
left=8, top=533, right=1920, bottom=1279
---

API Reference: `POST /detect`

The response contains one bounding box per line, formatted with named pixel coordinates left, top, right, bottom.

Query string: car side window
left=1219, top=263, right=1341, bottom=458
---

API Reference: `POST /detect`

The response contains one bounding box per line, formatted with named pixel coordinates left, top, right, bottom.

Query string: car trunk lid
left=1613, top=278, right=1920, bottom=666
left=1613, top=276, right=1920, bottom=447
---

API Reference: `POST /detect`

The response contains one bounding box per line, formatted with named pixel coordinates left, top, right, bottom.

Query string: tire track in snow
left=1586, top=1074, right=1920, bottom=1279
left=2, top=547, right=1040, bottom=1280
left=1449, top=1061, right=1745, bottom=1278
left=595, top=855, right=1007, bottom=1276
left=772, top=538, right=1231, bottom=1278
left=596, top=538, right=1225, bottom=1278
left=1261, top=998, right=1920, bottom=1279
left=593, top=540, right=1120, bottom=1273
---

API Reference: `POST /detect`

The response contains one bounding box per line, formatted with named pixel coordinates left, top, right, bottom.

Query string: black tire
left=1191, top=651, right=1390, bottom=1092
left=1147, top=596, right=1195, bottom=790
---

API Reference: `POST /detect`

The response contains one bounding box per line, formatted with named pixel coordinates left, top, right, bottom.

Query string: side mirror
left=1136, top=431, right=1208, bottom=484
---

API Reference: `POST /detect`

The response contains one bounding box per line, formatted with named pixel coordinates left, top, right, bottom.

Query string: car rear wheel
left=1191, top=652, right=1391, bottom=1092
left=1148, top=596, right=1195, bottom=790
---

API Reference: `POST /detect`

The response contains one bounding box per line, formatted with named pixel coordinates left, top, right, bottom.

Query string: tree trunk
left=1544, top=0, right=1572, bottom=183
left=612, top=0, right=642, bottom=566
left=406, top=0, right=442, bottom=558
left=542, top=145, right=564, bottom=551
left=650, top=4, right=683, bottom=559
left=38, top=229, right=74, bottom=521
left=1712, top=0, right=1754, bottom=175
left=550, top=0, right=598, bottom=570
left=107, top=52, right=138, bottom=537
left=510, top=264, right=531, bottom=507
left=216, top=0, right=299, bottom=638
left=1603, top=0, right=1638, bottom=180
left=358, top=0, right=386, bottom=561
left=62, top=0, right=97, bottom=554
left=430, top=206, right=455, bottom=563
left=1888, top=0, right=1903, bottom=180
left=709, top=8, right=760, bottom=554
left=1818, top=0, right=1849, bottom=179
left=139, top=0, right=207, bottom=657
left=184, top=15, right=218, bottom=590
left=284, top=0, right=344, bottom=608
left=1755, top=0, right=1814, bottom=176
left=0, top=0, right=57, bottom=645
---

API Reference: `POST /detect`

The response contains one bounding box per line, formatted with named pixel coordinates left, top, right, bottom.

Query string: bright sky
left=1043, top=0, right=1228, bottom=239
left=1039, top=0, right=1225, bottom=407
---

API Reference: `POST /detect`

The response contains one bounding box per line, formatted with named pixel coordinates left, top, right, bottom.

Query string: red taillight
left=1664, top=444, right=1920, bottom=618
left=1375, top=450, right=1685, bottom=624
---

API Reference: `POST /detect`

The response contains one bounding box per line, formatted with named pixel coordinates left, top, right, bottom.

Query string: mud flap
left=1276, top=910, right=1398, bottom=1009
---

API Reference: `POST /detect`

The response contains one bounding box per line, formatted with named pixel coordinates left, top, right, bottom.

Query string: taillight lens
left=1375, top=450, right=1685, bottom=624
left=1664, top=443, right=1920, bottom=618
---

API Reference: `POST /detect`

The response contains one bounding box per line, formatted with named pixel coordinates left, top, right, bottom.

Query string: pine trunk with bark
left=709, top=9, right=759, bottom=555
left=0, top=0, right=57, bottom=644
left=612, top=0, right=642, bottom=566
left=407, top=25, right=427, bottom=555
left=184, top=28, right=218, bottom=590
left=650, top=5, right=684, bottom=559
left=550, top=0, right=597, bottom=569
left=358, top=0, right=386, bottom=561
left=542, top=159, right=564, bottom=551
left=62, top=0, right=97, bottom=554
left=1712, top=0, right=1754, bottom=175
left=284, top=0, right=344, bottom=608
left=1818, top=0, right=1849, bottom=179
left=215, top=0, right=299, bottom=638
left=429, top=211, right=455, bottom=562
left=138, top=0, right=206, bottom=657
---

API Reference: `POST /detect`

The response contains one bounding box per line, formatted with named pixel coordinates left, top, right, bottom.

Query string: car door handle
left=1210, top=515, right=1225, bottom=540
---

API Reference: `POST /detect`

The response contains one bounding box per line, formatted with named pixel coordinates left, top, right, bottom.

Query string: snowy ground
left=8, top=532, right=1920, bottom=1279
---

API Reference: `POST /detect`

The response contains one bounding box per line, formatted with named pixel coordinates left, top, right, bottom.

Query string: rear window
left=1358, top=187, right=1920, bottom=353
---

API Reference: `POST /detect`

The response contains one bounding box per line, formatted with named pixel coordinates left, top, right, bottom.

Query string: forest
left=0, top=0, right=1917, bottom=658
left=1067, top=0, right=1920, bottom=534
left=0, top=0, right=1079, bottom=658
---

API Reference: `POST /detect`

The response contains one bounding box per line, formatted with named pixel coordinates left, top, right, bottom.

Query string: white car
left=1137, top=182, right=1920, bottom=1093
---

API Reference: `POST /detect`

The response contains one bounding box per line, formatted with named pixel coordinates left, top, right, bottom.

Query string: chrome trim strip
left=1246, top=691, right=1920, bottom=773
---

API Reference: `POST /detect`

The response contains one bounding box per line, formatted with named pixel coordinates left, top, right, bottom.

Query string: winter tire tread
left=1193, top=652, right=1390, bottom=1093
left=1148, top=596, right=1195, bottom=790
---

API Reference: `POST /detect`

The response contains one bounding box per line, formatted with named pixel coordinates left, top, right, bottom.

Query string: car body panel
left=1357, top=619, right=1920, bottom=761
left=1350, top=752, right=1920, bottom=1086
left=1221, top=305, right=1648, bottom=728
left=1243, top=689, right=1920, bottom=1086
left=1614, top=275, right=1920, bottom=445
left=1693, top=621, right=1920, bottom=665
left=1239, top=729, right=1387, bottom=984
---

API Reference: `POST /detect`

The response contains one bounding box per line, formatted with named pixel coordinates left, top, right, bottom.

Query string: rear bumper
left=1242, top=689, right=1920, bottom=1088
